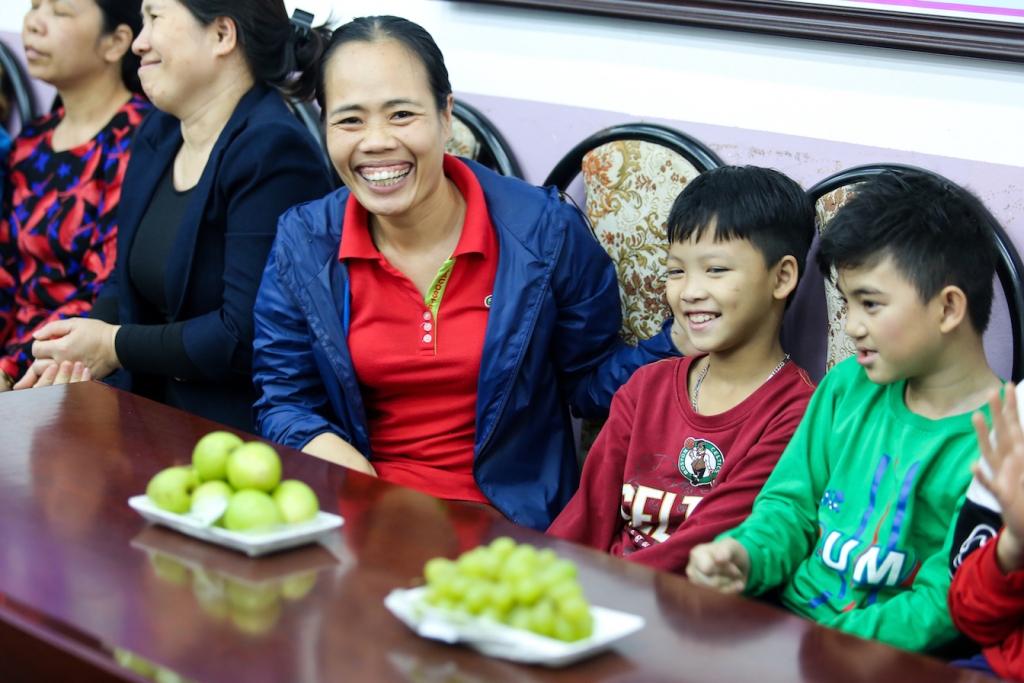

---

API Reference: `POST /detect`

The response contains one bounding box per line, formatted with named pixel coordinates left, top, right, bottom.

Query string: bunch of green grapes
left=421, top=537, right=593, bottom=642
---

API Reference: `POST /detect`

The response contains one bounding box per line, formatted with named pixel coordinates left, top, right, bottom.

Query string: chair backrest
left=545, top=124, right=723, bottom=464
left=545, top=123, right=723, bottom=345
left=807, top=163, right=1024, bottom=381
left=0, top=39, right=39, bottom=134
left=289, top=98, right=342, bottom=188
left=447, top=100, right=522, bottom=179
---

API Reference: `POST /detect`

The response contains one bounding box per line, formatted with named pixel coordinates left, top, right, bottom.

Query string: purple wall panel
left=455, top=91, right=1021, bottom=381
left=1, top=30, right=56, bottom=131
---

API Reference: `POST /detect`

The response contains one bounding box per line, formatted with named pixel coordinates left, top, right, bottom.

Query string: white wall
left=325, top=0, right=1024, bottom=169
left=6, top=0, right=1022, bottom=168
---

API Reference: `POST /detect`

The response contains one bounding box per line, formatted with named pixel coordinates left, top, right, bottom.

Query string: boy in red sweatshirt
left=948, top=383, right=1024, bottom=680
left=546, top=166, right=817, bottom=572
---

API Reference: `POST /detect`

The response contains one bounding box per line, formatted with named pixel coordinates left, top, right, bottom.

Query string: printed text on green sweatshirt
left=722, top=357, right=985, bottom=651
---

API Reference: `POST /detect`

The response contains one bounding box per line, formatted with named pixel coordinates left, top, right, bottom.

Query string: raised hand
left=972, top=383, right=1024, bottom=573
left=686, top=538, right=751, bottom=594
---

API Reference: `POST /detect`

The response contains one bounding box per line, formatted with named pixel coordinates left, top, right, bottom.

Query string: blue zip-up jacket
left=252, top=160, right=680, bottom=529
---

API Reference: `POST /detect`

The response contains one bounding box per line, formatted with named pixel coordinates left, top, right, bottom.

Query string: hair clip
left=290, top=8, right=314, bottom=39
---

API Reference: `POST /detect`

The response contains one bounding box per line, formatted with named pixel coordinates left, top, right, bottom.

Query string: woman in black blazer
left=21, top=0, right=333, bottom=431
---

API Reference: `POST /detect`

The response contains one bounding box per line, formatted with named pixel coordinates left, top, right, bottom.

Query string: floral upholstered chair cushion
left=445, top=117, right=481, bottom=161
left=582, top=139, right=700, bottom=346
left=815, top=184, right=861, bottom=372
left=576, top=140, right=700, bottom=462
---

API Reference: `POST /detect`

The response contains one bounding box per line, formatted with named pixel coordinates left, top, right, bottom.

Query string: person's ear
left=100, top=23, right=134, bottom=65
left=772, top=255, right=800, bottom=302
left=210, top=15, right=238, bottom=58
left=440, top=93, right=453, bottom=144
left=937, top=285, right=969, bottom=334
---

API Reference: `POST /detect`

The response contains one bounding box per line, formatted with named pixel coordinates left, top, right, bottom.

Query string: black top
left=92, top=165, right=204, bottom=382
left=131, top=166, right=190, bottom=317
left=90, top=83, right=335, bottom=433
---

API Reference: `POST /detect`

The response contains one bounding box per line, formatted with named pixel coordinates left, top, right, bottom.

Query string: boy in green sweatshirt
left=686, top=170, right=1005, bottom=652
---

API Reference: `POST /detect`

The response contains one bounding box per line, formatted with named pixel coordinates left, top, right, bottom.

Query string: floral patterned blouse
left=0, top=94, right=150, bottom=381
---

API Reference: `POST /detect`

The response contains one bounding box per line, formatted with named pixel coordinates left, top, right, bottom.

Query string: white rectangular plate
left=128, top=495, right=343, bottom=557
left=384, top=586, right=645, bottom=668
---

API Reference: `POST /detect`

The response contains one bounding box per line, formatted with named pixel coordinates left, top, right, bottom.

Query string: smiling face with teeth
left=665, top=222, right=797, bottom=358
left=323, top=38, right=453, bottom=225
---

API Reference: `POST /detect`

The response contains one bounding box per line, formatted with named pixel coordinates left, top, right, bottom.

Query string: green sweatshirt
left=722, top=357, right=986, bottom=652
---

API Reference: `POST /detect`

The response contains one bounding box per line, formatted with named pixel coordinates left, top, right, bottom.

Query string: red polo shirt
left=340, top=155, right=498, bottom=503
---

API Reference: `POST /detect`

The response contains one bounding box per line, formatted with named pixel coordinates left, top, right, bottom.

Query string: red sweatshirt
left=949, top=529, right=1024, bottom=681
left=548, top=354, right=815, bottom=573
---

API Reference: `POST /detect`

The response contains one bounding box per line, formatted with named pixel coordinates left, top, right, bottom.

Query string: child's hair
left=666, top=165, right=815, bottom=307
left=816, top=170, right=999, bottom=333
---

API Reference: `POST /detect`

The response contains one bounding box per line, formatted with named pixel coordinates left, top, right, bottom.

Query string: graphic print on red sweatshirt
left=548, top=355, right=816, bottom=573
left=620, top=440, right=726, bottom=550
left=0, top=95, right=151, bottom=380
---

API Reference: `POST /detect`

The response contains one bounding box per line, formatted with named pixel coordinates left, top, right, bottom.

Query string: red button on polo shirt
left=339, top=155, right=498, bottom=503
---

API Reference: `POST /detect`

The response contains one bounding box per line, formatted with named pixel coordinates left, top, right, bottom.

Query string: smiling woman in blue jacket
left=253, top=16, right=686, bottom=530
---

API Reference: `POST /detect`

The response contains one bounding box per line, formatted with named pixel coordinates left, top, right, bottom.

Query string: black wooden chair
left=447, top=100, right=522, bottom=179
left=0, top=39, right=39, bottom=133
left=808, top=163, right=1024, bottom=381
left=545, top=123, right=724, bottom=462
left=289, top=98, right=341, bottom=188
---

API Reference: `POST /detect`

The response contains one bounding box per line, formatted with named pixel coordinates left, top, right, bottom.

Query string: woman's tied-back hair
left=816, top=169, right=999, bottom=333
left=177, top=0, right=328, bottom=101
left=95, top=0, right=144, bottom=94
left=0, top=62, right=10, bottom=123
left=317, top=15, right=452, bottom=113
left=666, top=165, right=816, bottom=308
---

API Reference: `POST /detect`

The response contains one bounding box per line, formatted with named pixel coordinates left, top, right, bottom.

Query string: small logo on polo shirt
left=679, top=437, right=723, bottom=487
left=484, top=295, right=492, bottom=308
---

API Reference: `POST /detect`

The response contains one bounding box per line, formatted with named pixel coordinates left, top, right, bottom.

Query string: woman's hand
left=38, top=361, right=92, bottom=388
left=30, top=318, right=121, bottom=382
left=14, top=361, right=92, bottom=389
left=302, top=432, right=378, bottom=477
left=12, top=360, right=54, bottom=390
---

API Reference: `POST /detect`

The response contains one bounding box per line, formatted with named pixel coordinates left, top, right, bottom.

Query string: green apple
left=226, top=578, right=281, bottom=612
left=192, top=479, right=234, bottom=501
left=192, top=568, right=229, bottom=620
left=148, top=552, right=191, bottom=585
left=272, top=480, right=319, bottom=524
left=226, top=442, right=282, bottom=492
left=192, top=431, right=243, bottom=481
left=280, top=571, right=318, bottom=600
left=230, top=601, right=281, bottom=635
left=223, top=490, right=283, bottom=531
left=146, top=466, right=199, bottom=513
left=113, top=649, right=158, bottom=678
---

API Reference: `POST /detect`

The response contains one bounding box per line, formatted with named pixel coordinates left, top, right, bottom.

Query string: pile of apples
left=146, top=431, right=320, bottom=531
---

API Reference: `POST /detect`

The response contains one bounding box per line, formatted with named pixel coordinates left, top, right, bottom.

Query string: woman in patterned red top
left=0, top=0, right=150, bottom=391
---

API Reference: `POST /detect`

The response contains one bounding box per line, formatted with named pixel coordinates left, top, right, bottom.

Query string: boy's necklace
left=691, top=354, right=791, bottom=414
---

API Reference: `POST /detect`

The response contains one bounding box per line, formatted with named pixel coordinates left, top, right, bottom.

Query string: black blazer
left=97, top=84, right=334, bottom=430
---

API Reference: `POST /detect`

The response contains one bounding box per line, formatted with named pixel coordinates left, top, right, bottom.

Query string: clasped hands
left=13, top=318, right=121, bottom=390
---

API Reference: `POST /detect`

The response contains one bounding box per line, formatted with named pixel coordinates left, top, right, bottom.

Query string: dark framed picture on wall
left=463, top=0, right=1024, bottom=63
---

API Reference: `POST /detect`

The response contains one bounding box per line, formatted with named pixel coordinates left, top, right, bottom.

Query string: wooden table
left=0, top=383, right=996, bottom=683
